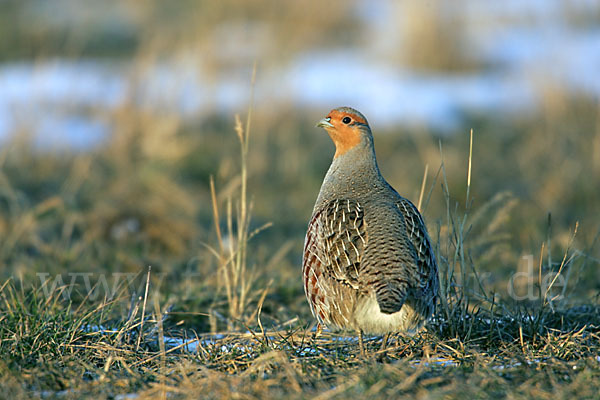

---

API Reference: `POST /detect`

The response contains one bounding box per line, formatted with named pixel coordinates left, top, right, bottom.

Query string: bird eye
left=342, top=116, right=351, bottom=124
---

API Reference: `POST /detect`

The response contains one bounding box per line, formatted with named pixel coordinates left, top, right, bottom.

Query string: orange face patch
left=323, top=110, right=365, bottom=158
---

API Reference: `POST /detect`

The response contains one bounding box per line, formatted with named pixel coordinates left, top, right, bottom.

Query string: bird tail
left=374, top=279, right=408, bottom=314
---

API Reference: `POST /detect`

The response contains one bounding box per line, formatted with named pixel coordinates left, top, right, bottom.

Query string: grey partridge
left=303, top=106, right=438, bottom=354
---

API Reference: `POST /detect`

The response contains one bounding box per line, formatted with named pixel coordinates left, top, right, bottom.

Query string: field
left=1, top=1, right=600, bottom=399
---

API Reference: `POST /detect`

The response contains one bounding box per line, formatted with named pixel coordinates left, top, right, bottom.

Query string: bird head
left=317, top=107, right=372, bottom=158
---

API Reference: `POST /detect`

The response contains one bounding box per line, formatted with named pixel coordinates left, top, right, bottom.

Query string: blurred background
left=1, top=0, right=599, bottom=329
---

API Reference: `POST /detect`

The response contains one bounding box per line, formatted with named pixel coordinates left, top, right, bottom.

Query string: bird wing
left=303, top=199, right=367, bottom=297
left=396, top=198, right=438, bottom=297
left=364, top=197, right=437, bottom=315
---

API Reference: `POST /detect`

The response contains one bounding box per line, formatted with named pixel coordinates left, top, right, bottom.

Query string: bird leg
left=307, top=323, right=323, bottom=355
left=311, top=323, right=323, bottom=342
left=380, top=333, right=390, bottom=352
left=358, top=330, right=366, bottom=357
left=315, top=323, right=323, bottom=337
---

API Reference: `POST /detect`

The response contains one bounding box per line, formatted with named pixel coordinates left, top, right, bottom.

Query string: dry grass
left=1, top=1, right=599, bottom=398
left=1, top=276, right=599, bottom=399
left=1, top=94, right=599, bottom=398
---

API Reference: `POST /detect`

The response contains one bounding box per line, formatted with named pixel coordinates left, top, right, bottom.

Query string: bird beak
left=316, top=117, right=334, bottom=129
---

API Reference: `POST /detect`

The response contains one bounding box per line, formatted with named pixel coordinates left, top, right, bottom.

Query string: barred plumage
left=303, top=107, right=438, bottom=344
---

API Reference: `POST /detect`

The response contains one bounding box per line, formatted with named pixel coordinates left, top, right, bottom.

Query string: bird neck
left=316, top=142, right=384, bottom=208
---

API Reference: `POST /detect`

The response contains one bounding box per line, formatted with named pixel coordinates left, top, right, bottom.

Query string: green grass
left=1, top=279, right=599, bottom=398
left=1, top=3, right=599, bottom=396
left=1, top=94, right=599, bottom=398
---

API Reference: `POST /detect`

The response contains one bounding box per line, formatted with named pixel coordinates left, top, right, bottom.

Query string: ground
left=1, top=102, right=599, bottom=399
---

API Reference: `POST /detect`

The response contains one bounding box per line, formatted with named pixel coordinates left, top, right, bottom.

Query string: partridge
left=303, top=107, right=438, bottom=354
